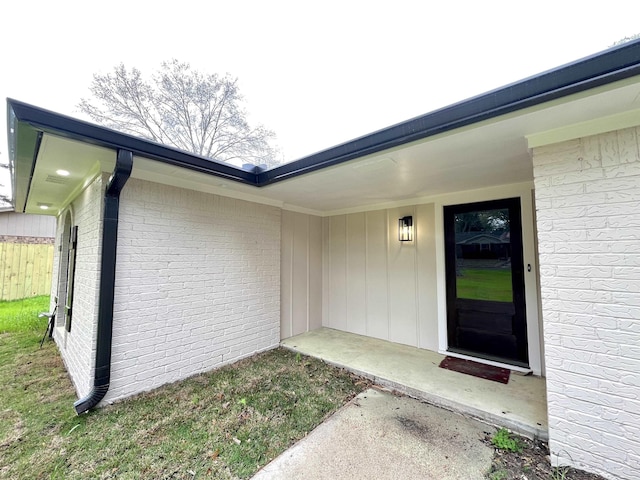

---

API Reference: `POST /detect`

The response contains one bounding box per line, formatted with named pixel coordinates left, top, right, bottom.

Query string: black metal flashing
left=73, top=149, right=133, bottom=414
left=7, top=39, right=640, bottom=194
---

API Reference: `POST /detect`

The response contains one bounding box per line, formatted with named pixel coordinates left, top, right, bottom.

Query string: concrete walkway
left=252, top=388, right=494, bottom=480
left=281, top=328, right=548, bottom=440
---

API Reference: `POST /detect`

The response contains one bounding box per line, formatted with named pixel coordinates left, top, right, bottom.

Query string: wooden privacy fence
left=0, top=238, right=55, bottom=301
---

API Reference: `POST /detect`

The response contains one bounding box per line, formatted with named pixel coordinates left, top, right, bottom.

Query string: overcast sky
left=2, top=0, right=639, bottom=193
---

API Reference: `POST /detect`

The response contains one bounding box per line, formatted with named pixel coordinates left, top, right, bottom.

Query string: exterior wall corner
left=532, top=125, right=640, bottom=480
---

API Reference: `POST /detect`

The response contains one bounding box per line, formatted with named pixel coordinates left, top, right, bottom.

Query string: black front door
left=444, top=198, right=528, bottom=367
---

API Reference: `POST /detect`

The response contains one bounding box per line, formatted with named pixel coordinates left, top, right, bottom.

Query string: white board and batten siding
left=280, top=205, right=440, bottom=352
left=285, top=183, right=542, bottom=376
left=323, top=205, right=439, bottom=351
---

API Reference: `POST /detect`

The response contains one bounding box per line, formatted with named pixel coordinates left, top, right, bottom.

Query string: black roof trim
left=8, top=100, right=257, bottom=185
left=7, top=39, right=640, bottom=191
left=258, top=39, right=640, bottom=185
left=22, top=131, right=43, bottom=214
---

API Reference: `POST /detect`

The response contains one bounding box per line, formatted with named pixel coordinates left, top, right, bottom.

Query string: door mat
left=439, top=356, right=510, bottom=384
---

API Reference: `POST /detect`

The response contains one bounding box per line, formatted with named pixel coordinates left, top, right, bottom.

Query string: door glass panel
left=454, top=208, right=512, bottom=302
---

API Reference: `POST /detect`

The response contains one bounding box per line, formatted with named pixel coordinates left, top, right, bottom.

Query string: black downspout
left=74, top=149, right=133, bottom=414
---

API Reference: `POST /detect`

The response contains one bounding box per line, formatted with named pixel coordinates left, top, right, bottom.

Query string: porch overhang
left=7, top=39, right=640, bottom=216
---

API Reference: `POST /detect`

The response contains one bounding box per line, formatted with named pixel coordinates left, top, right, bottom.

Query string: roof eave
left=7, top=99, right=258, bottom=184
left=7, top=39, right=640, bottom=203
left=7, top=102, right=42, bottom=213
left=257, top=39, right=640, bottom=185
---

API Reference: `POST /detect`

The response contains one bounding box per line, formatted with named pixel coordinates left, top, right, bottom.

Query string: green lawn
left=0, top=297, right=369, bottom=479
left=0, top=295, right=51, bottom=333
left=456, top=268, right=513, bottom=302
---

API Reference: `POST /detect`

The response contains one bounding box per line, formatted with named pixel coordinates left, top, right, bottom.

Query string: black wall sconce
left=398, top=216, right=413, bottom=242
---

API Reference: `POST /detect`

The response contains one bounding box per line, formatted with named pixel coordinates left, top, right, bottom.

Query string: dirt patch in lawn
left=485, top=433, right=607, bottom=480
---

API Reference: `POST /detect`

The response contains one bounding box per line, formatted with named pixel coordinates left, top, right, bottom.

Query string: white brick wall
left=533, top=127, right=640, bottom=480
left=106, top=178, right=281, bottom=403
left=53, top=174, right=105, bottom=398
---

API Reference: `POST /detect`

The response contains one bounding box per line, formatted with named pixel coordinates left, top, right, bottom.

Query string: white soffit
left=26, top=135, right=116, bottom=215
left=257, top=76, right=640, bottom=213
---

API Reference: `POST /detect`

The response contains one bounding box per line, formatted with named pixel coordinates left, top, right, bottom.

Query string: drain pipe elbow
left=74, top=149, right=133, bottom=414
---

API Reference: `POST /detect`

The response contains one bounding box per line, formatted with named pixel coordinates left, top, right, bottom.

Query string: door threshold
left=442, top=350, right=533, bottom=375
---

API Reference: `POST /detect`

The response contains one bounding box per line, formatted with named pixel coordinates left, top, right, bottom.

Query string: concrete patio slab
left=281, top=328, right=548, bottom=440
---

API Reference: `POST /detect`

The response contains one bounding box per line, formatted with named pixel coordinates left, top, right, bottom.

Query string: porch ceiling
left=124, top=75, right=640, bottom=214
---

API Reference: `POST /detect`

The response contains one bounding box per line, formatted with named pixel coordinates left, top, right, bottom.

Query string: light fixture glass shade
left=399, top=216, right=413, bottom=241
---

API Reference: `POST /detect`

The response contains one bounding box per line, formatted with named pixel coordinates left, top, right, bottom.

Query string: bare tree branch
left=78, top=60, right=282, bottom=167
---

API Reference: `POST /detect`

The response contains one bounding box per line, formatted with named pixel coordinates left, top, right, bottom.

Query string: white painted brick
left=552, top=216, right=608, bottom=231
left=615, top=128, right=640, bottom=164
left=534, top=197, right=553, bottom=210
left=591, top=277, right=640, bottom=293
left=560, top=313, right=618, bottom=329
left=559, top=336, right=620, bottom=355
left=551, top=440, right=629, bottom=478
left=604, top=162, right=640, bottom=179
left=586, top=202, right=640, bottom=218
left=541, top=299, right=594, bottom=315
left=549, top=417, right=604, bottom=443
left=543, top=276, right=591, bottom=289
left=595, top=327, right=639, bottom=345
left=543, top=253, right=639, bottom=267
left=53, top=174, right=105, bottom=399
left=610, top=241, right=640, bottom=254
left=545, top=344, right=596, bottom=362
left=584, top=176, right=640, bottom=193
left=532, top=139, right=582, bottom=164
left=557, top=288, right=612, bottom=303
left=533, top=128, right=640, bottom=480
left=551, top=168, right=604, bottom=186
left=619, top=319, right=640, bottom=332
left=587, top=227, right=640, bottom=241
left=554, top=241, right=610, bottom=254
left=593, top=302, right=640, bottom=320
left=563, top=409, right=628, bottom=438
left=534, top=182, right=585, bottom=198
left=106, top=178, right=281, bottom=404
left=608, top=217, right=640, bottom=233
left=544, top=322, right=596, bottom=339
left=536, top=206, right=589, bottom=221
left=538, top=229, right=589, bottom=242
left=534, top=158, right=584, bottom=176
left=551, top=192, right=606, bottom=208
left=534, top=220, right=554, bottom=233
left=534, top=176, right=552, bottom=190
left=586, top=351, right=640, bottom=384
left=599, top=131, right=622, bottom=167
left=605, top=189, right=640, bottom=203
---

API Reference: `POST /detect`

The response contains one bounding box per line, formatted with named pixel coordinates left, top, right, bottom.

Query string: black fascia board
left=257, top=39, right=640, bottom=185
left=7, top=99, right=257, bottom=185
left=7, top=39, right=640, bottom=190
left=7, top=103, right=43, bottom=212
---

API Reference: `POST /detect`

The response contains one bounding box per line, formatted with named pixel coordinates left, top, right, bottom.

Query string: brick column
left=532, top=127, right=640, bottom=479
